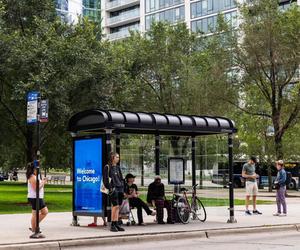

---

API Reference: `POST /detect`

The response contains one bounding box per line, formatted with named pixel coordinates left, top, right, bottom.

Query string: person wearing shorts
left=103, top=152, right=125, bottom=232
left=242, top=156, right=262, bottom=215
left=26, top=162, right=48, bottom=233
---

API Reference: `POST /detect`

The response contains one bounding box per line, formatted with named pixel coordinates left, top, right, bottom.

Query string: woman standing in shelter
left=103, top=152, right=125, bottom=232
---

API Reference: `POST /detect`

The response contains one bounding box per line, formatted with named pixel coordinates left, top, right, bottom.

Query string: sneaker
left=253, top=210, right=262, bottom=215
left=273, top=212, right=280, bottom=216
left=279, top=213, right=287, bottom=217
left=245, top=210, right=252, bottom=216
left=88, top=223, right=97, bottom=227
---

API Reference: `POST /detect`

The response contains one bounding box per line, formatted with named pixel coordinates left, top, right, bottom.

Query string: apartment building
left=101, top=0, right=141, bottom=41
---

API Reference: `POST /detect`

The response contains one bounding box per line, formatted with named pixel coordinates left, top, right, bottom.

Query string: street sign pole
left=28, top=92, right=45, bottom=239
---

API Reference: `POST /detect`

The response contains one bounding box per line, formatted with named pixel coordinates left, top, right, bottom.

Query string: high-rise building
left=102, top=0, right=141, bottom=41
left=55, top=0, right=299, bottom=41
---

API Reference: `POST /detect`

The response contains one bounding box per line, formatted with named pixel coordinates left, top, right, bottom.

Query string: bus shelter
left=68, top=109, right=238, bottom=225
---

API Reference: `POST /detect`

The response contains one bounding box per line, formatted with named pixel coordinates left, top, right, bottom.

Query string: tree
left=0, top=0, right=110, bottom=169
left=109, top=22, right=235, bottom=154
left=228, top=0, right=300, bottom=159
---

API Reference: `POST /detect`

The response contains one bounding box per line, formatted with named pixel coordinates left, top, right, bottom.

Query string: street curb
left=205, top=224, right=300, bottom=237
left=0, top=242, right=59, bottom=250
left=1, top=224, right=300, bottom=250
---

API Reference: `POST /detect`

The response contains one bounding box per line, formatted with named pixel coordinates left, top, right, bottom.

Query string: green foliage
left=0, top=1, right=111, bottom=169
left=226, top=0, right=300, bottom=159
left=0, top=0, right=299, bottom=171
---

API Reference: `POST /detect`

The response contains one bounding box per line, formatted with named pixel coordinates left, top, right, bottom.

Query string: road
left=63, top=231, right=300, bottom=250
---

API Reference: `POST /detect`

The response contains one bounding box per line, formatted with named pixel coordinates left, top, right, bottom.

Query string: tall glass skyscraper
left=55, top=0, right=101, bottom=23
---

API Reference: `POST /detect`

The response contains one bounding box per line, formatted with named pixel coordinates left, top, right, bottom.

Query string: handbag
left=275, top=183, right=280, bottom=190
left=100, top=165, right=111, bottom=194
left=119, top=199, right=130, bottom=215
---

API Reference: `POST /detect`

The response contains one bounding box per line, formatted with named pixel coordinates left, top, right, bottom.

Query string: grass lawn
left=0, top=182, right=72, bottom=214
left=0, top=182, right=273, bottom=214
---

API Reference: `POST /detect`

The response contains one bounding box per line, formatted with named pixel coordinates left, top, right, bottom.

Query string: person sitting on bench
left=124, top=173, right=156, bottom=226
left=147, top=176, right=174, bottom=224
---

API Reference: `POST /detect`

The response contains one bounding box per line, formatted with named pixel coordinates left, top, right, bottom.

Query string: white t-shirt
left=27, top=175, right=44, bottom=199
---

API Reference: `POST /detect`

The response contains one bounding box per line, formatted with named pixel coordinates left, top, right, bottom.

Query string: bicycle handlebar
left=180, top=184, right=198, bottom=193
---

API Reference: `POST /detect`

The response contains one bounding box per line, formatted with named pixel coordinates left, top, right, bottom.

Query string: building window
left=191, top=0, right=236, bottom=19
left=83, top=0, right=100, bottom=9
left=145, top=6, right=185, bottom=30
left=191, top=11, right=237, bottom=34
left=145, top=0, right=184, bottom=14
left=83, top=0, right=101, bottom=22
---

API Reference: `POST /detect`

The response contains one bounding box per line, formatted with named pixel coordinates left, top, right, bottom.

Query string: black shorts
left=28, top=198, right=46, bottom=211
left=110, top=191, right=124, bottom=207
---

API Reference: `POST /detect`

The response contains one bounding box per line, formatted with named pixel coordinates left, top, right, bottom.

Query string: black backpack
left=285, top=172, right=292, bottom=186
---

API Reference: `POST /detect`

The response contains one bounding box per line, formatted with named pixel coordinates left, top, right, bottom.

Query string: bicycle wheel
left=191, top=197, right=207, bottom=222
left=176, top=197, right=190, bottom=224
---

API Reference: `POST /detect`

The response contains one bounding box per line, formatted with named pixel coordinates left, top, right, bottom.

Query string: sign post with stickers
left=27, top=91, right=48, bottom=239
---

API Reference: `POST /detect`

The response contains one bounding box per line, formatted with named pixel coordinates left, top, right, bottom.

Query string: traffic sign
left=27, top=91, right=40, bottom=124
left=40, top=99, right=49, bottom=123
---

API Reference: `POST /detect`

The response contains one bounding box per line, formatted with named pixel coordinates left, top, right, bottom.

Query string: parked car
left=0, top=171, right=8, bottom=181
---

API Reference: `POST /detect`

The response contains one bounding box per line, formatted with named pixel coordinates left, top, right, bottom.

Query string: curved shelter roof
left=68, top=110, right=237, bottom=136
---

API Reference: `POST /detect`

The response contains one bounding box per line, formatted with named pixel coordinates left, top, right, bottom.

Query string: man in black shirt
left=125, top=174, right=156, bottom=225
left=147, top=176, right=174, bottom=224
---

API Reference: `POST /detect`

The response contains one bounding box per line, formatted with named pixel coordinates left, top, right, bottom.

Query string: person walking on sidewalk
left=242, top=156, right=262, bottom=215
left=103, top=152, right=125, bottom=232
left=273, top=160, right=287, bottom=217
left=26, top=162, right=48, bottom=233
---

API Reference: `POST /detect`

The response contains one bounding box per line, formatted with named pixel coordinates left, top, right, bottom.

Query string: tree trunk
left=272, top=110, right=283, bottom=159
left=170, top=136, right=180, bottom=155
left=274, top=135, right=283, bottom=159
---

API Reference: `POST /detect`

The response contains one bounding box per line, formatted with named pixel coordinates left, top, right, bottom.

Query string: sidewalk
left=1, top=203, right=300, bottom=248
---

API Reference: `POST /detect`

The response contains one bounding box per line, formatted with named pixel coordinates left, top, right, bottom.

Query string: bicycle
left=174, top=184, right=207, bottom=224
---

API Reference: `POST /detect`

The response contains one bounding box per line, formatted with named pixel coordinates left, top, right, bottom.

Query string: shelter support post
left=155, top=134, right=160, bottom=176
left=139, top=146, right=144, bottom=186
left=105, top=129, right=113, bottom=223
left=191, top=136, right=196, bottom=188
left=227, top=133, right=237, bottom=223
left=116, top=132, right=120, bottom=156
left=71, top=133, right=79, bottom=227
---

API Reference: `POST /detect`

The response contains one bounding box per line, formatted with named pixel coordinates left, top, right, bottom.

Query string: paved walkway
left=1, top=203, right=299, bottom=246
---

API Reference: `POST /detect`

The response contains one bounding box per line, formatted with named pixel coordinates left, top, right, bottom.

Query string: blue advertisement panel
left=74, top=137, right=103, bottom=214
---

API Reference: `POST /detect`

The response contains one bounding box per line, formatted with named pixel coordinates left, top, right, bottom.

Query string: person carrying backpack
left=273, top=160, right=287, bottom=217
